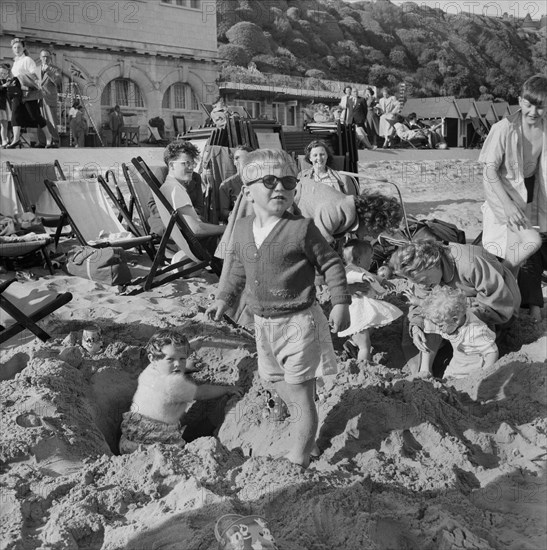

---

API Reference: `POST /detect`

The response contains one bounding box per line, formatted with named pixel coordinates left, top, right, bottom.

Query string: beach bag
left=214, top=514, right=278, bottom=550
left=421, top=218, right=466, bottom=245
left=67, top=246, right=131, bottom=286
left=22, top=88, right=43, bottom=103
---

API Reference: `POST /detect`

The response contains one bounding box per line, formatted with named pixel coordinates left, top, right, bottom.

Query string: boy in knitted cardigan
left=207, top=150, right=351, bottom=468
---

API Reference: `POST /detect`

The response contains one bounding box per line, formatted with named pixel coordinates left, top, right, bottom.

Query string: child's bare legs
left=416, top=350, right=434, bottom=378
left=273, top=378, right=317, bottom=468
left=529, top=305, right=542, bottom=323
left=352, top=329, right=371, bottom=362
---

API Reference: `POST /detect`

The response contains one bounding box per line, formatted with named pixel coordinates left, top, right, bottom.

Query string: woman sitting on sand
left=389, top=240, right=521, bottom=376
left=297, top=139, right=358, bottom=195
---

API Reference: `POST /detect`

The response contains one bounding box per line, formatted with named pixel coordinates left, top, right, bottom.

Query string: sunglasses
left=171, top=159, right=195, bottom=167
left=246, top=175, right=298, bottom=190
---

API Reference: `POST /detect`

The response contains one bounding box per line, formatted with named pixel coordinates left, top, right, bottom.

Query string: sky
left=348, top=0, right=547, bottom=20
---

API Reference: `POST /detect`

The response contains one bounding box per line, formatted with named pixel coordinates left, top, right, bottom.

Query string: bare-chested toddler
left=119, top=329, right=243, bottom=454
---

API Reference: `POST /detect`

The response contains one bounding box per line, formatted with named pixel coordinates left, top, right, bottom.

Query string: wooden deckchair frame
left=0, top=278, right=72, bottom=344
left=6, top=160, right=66, bottom=227
left=44, top=177, right=154, bottom=259
left=130, top=156, right=220, bottom=290
left=122, top=162, right=152, bottom=235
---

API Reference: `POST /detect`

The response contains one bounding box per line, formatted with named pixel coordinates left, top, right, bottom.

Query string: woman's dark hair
left=354, top=192, right=403, bottom=234
left=163, top=139, right=200, bottom=165
left=366, top=87, right=375, bottom=96
left=304, top=139, right=334, bottom=166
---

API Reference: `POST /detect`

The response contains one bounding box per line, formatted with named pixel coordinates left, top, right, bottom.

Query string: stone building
left=0, top=0, right=220, bottom=143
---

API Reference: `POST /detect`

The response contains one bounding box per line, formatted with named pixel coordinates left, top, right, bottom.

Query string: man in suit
left=36, top=49, right=62, bottom=147
left=351, top=89, right=373, bottom=149
left=339, top=86, right=354, bottom=125
left=109, top=104, right=124, bottom=146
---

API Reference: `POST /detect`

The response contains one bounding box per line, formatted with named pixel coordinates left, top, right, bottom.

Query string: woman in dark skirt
left=364, top=87, right=380, bottom=149
left=0, top=63, right=13, bottom=147
left=6, top=38, right=53, bottom=149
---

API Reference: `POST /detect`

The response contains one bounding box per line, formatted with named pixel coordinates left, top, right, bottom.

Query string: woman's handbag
left=22, top=88, right=43, bottom=103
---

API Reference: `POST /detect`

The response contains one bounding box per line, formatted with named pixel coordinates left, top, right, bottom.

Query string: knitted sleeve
left=303, top=220, right=350, bottom=305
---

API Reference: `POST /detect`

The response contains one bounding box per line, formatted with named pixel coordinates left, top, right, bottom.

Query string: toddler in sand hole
left=418, top=286, right=499, bottom=379
left=119, top=329, right=243, bottom=454
left=207, top=149, right=351, bottom=469
left=338, top=239, right=403, bottom=362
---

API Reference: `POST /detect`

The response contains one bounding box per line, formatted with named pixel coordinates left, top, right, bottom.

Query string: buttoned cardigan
left=217, top=212, right=350, bottom=317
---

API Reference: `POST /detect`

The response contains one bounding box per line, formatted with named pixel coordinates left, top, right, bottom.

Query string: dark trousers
left=518, top=233, right=547, bottom=308
left=111, top=129, right=122, bottom=147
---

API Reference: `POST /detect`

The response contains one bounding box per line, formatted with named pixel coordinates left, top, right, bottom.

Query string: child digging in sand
left=419, top=286, right=499, bottom=379
left=338, top=239, right=403, bottom=362
left=207, top=149, right=351, bottom=468
left=119, top=329, right=243, bottom=454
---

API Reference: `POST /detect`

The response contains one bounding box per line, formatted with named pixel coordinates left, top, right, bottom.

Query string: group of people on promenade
left=0, top=38, right=128, bottom=149
left=338, top=85, right=445, bottom=150
left=117, top=73, right=546, bottom=470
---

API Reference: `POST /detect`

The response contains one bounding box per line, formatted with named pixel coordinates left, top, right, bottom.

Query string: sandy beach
left=1, top=150, right=546, bottom=550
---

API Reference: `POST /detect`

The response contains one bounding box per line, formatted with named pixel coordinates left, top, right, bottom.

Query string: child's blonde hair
left=146, top=329, right=190, bottom=360
left=240, top=149, right=297, bottom=184
left=421, top=286, right=467, bottom=326
left=343, top=239, right=372, bottom=265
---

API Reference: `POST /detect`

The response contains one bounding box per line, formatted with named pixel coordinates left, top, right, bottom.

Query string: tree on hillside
left=216, top=0, right=540, bottom=101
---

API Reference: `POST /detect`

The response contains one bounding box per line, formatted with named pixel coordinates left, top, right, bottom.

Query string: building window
left=162, top=82, right=199, bottom=111
left=272, top=102, right=285, bottom=125
left=287, top=104, right=297, bottom=127
left=234, top=100, right=260, bottom=118
left=101, top=78, right=144, bottom=108
left=285, top=101, right=297, bottom=126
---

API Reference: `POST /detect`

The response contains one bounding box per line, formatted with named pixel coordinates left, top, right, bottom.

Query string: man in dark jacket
left=351, top=89, right=372, bottom=149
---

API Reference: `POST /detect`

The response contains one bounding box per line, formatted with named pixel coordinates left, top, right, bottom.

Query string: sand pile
left=1, top=158, right=546, bottom=549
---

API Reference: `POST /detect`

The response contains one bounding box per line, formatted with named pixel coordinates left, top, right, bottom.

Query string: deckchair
left=0, top=236, right=55, bottom=274
left=130, top=156, right=221, bottom=290
left=6, top=161, right=66, bottom=227
left=44, top=177, right=154, bottom=258
left=147, top=125, right=169, bottom=145
left=122, top=162, right=168, bottom=234
left=468, top=117, right=489, bottom=148
left=173, top=115, right=186, bottom=138
left=103, top=169, right=132, bottom=222
left=0, top=278, right=72, bottom=344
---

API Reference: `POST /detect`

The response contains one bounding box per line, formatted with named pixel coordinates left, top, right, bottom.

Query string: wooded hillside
left=216, top=0, right=546, bottom=101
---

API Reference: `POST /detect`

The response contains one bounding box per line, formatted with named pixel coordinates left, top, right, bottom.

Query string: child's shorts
left=253, top=303, right=337, bottom=385
left=119, top=411, right=186, bottom=454
left=444, top=350, right=499, bottom=379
